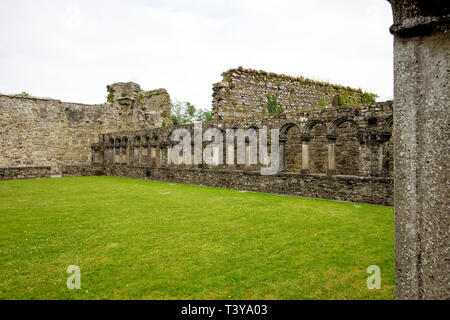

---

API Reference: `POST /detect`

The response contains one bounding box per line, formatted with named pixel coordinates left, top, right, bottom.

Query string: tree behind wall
left=171, top=101, right=212, bottom=124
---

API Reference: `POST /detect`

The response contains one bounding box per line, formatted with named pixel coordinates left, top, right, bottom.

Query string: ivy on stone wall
left=216, top=67, right=378, bottom=119
left=264, top=94, right=284, bottom=114
left=15, top=92, right=31, bottom=97
left=337, top=89, right=377, bottom=107
left=107, top=93, right=114, bottom=104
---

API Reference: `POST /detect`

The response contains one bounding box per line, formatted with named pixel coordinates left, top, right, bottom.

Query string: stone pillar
left=159, top=145, right=166, bottom=167
left=121, top=146, right=126, bottom=165
left=141, top=139, right=149, bottom=166
left=248, top=141, right=257, bottom=170
left=132, top=143, right=140, bottom=166
left=357, top=130, right=380, bottom=176
left=106, top=145, right=113, bottom=165
left=226, top=140, right=235, bottom=168
left=279, top=138, right=287, bottom=172
left=167, top=146, right=172, bottom=166
left=378, top=132, right=392, bottom=176
left=114, top=141, right=121, bottom=165
left=301, top=134, right=311, bottom=173
left=261, top=142, right=270, bottom=169
left=119, top=148, right=123, bottom=165
left=221, top=139, right=227, bottom=169
left=121, top=138, right=129, bottom=165
left=244, top=141, right=250, bottom=168
left=326, top=134, right=336, bottom=175
left=213, top=143, right=221, bottom=167
left=150, top=145, right=157, bottom=167
left=105, top=139, right=112, bottom=165
left=121, top=146, right=125, bottom=165
left=156, top=146, right=161, bottom=167
left=138, top=144, right=142, bottom=165
left=389, top=0, right=450, bottom=300
left=189, top=142, right=196, bottom=168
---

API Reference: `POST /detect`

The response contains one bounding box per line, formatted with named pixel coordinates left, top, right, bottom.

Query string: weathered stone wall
left=212, top=67, right=377, bottom=120
left=0, top=165, right=103, bottom=180
left=99, top=102, right=393, bottom=175
left=96, top=101, right=393, bottom=205
left=61, top=165, right=104, bottom=177
left=0, top=83, right=171, bottom=172
left=0, top=166, right=52, bottom=180
left=1, top=68, right=394, bottom=207
left=105, top=166, right=393, bottom=206
left=106, top=83, right=172, bottom=128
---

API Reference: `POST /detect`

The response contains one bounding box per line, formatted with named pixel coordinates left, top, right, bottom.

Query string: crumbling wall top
left=212, top=67, right=378, bottom=121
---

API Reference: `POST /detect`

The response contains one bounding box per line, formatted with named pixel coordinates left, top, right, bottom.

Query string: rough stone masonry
left=389, top=0, right=450, bottom=300
left=0, top=1, right=447, bottom=301
left=0, top=82, right=171, bottom=175
left=0, top=68, right=394, bottom=206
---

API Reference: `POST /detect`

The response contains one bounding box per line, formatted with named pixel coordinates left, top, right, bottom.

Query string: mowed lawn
left=0, top=176, right=394, bottom=300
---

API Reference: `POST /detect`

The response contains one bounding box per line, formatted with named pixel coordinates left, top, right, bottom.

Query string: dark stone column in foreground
left=388, top=0, right=450, bottom=300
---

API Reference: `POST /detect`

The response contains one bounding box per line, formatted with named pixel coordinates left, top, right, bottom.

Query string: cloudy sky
left=0, top=0, right=394, bottom=108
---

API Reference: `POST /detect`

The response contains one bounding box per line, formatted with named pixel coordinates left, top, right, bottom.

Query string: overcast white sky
left=0, top=0, right=394, bottom=109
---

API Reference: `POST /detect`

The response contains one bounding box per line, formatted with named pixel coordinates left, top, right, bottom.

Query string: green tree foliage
left=170, top=101, right=212, bottom=124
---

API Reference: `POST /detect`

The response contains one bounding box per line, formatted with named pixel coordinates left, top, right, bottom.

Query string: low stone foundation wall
left=0, top=166, right=52, bottom=180
left=61, top=165, right=104, bottom=177
left=0, top=165, right=104, bottom=181
left=105, top=165, right=393, bottom=206
left=0, top=165, right=393, bottom=206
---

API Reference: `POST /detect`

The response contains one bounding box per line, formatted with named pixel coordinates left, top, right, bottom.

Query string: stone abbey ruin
left=0, top=67, right=394, bottom=206
left=0, top=0, right=448, bottom=300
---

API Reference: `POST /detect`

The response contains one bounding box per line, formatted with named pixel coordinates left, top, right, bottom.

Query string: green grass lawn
left=0, top=176, right=394, bottom=300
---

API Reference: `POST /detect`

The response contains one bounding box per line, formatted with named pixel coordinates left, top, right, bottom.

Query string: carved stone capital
left=326, top=134, right=337, bottom=142
left=388, top=0, right=450, bottom=37
left=300, top=134, right=312, bottom=142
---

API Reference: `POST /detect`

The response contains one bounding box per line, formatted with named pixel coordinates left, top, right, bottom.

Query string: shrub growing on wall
left=264, top=93, right=284, bottom=114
